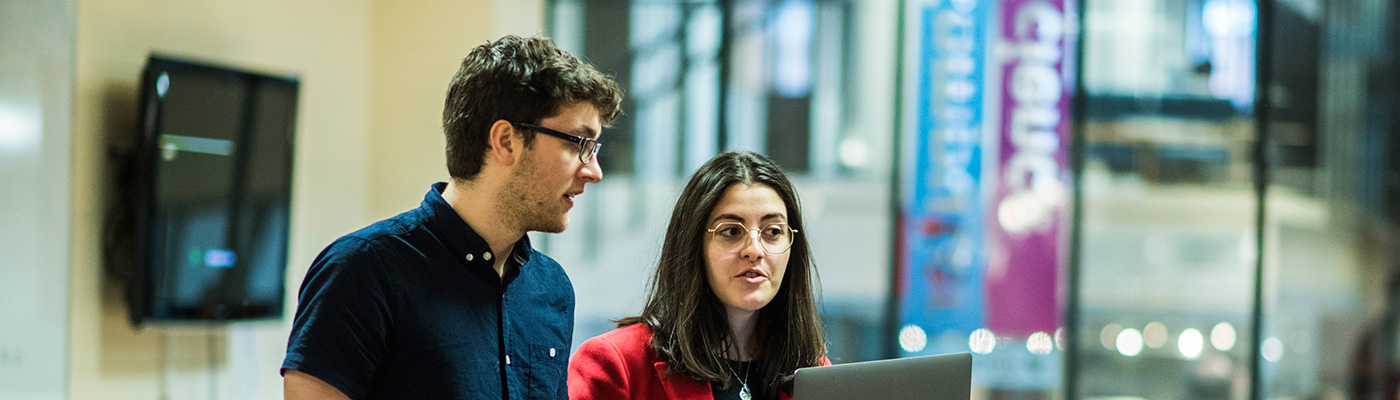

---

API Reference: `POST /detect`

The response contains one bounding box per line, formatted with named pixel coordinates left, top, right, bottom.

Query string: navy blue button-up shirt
left=283, top=183, right=575, bottom=399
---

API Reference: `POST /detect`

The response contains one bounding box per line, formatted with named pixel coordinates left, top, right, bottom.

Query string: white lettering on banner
left=926, top=0, right=981, bottom=207
left=998, top=1, right=1066, bottom=234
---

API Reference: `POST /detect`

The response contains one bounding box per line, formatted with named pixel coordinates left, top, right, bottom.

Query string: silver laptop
left=793, top=352, right=972, bottom=400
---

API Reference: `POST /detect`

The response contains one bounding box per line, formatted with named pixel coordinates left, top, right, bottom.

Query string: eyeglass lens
left=579, top=140, right=599, bottom=164
left=709, top=222, right=795, bottom=253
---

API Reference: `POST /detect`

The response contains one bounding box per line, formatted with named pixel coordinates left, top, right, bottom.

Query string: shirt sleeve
left=568, top=334, right=633, bottom=400
left=282, top=237, right=394, bottom=400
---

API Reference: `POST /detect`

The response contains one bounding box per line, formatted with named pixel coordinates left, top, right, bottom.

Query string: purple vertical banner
left=986, top=0, right=1074, bottom=338
left=897, top=0, right=989, bottom=357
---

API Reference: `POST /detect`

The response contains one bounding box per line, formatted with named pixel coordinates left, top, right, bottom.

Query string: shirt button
left=549, top=348, right=556, bottom=357
left=464, top=254, right=474, bottom=261
left=483, top=252, right=493, bottom=261
left=505, top=355, right=511, bottom=365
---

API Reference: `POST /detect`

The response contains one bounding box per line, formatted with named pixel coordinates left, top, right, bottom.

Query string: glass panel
left=896, top=0, right=1075, bottom=397
left=1076, top=0, right=1259, bottom=398
left=548, top=0, right=900, bottom=364
left=0, top=1, right=74, bottom=397
left=1258, top=0, right=1397, bottom=399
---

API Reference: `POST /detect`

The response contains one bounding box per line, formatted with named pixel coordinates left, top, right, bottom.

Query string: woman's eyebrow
left=759, top=213, right=787, bottom=222
left=710, top=214, right=744, bottom=224
left=710, top=212, right=787, bottom=225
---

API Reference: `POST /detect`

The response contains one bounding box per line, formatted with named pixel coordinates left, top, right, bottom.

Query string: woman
left=568, top=151, right=828, bottom=400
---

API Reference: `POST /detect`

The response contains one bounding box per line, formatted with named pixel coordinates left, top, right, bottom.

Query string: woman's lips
left=737, top=269, right=767, bottom=283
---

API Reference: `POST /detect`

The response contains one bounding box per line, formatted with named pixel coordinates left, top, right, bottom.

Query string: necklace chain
left=727, top=360, right=752, bottom=400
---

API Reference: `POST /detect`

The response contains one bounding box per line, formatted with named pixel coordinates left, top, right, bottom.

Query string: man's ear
left=486, top=119, right=521, bottom=167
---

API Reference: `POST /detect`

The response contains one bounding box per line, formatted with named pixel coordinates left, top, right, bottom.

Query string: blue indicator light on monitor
left=204, top=249, right=236, bottom=268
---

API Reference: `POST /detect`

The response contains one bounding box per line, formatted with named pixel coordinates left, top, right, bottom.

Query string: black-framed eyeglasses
left=706, top=221, right=799, bottom=254
left=515, top=122, right=601, bottom=165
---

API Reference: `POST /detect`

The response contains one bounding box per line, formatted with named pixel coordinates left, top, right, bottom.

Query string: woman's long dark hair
left=616, top=151, right=826, bottom=396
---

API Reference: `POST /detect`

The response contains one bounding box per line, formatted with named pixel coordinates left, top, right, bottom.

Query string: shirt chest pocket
left=526, top=342, right=567, bottom=400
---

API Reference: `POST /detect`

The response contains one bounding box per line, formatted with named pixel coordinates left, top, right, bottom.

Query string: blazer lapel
left=655, top=361, right=712, bottom=400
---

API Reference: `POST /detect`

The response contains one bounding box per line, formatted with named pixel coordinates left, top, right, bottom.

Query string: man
left=282, top=34, right=622, bottom=400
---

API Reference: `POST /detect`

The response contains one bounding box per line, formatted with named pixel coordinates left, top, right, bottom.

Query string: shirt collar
left=422, top=182, right=534, bottom=269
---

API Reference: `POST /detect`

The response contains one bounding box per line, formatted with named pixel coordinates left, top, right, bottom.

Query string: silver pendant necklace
left=727, top=360, right=751, bottom=400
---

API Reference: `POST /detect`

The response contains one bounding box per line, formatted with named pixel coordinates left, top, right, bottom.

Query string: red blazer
left=568, top=323, right=830, bottom=400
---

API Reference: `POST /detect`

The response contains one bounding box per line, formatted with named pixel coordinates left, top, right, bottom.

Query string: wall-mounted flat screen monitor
left=128, top=55, right=298, bottom=324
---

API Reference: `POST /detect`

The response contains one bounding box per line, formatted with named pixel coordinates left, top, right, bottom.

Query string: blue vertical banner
left=897, top=0, right=990, bottom=357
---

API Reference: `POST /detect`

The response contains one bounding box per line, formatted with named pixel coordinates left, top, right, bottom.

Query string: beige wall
left=367, top=0, right=488, bottom=219
left=368, top=0, right=548, bottom=219
left=71, top=0, right=541, bottom=398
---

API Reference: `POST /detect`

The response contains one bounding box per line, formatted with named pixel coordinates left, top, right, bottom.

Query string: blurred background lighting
left=1203, top=0, right=1257, bottom=36
left=1211, top=322, right=1237, bottom=351
left=970, top=328, right=996, bottom=354
left=898, top=324, right=928, bottom=353
left=0, top=105, right=39, bottom=151
left=1027, top=331, right=1054, bottom=355
left=1143, top=321, right=1167, bottom=348
left=1117, top=328, right=1144, bottom=357
left=771, top=0, right=814, bottom=97
left=1261, top=337, right=1284, bottom=362
left=1179, top=328, right=1204, bottom=359
left=1101, top=323, right=1123, bottom=350
left=838, top=137, right=868, bottom=168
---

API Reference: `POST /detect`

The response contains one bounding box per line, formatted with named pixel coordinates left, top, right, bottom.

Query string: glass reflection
left=1077, top=0, right=1259, bottom=396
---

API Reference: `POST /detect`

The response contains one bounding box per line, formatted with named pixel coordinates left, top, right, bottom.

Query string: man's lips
left=563, top=189, right=584, bottom=206
left=564, top=189, right=584, bottom=200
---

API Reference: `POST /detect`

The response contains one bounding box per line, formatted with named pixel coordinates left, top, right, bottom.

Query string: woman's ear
left=485, top=119, right=521, bottom=167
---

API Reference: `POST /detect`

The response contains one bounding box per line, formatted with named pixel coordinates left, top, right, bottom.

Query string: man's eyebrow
left=570, top=126, right=599, bottom=139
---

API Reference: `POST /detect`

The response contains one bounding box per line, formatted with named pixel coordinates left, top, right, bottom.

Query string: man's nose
left=580, top=158, right=602, bottom=183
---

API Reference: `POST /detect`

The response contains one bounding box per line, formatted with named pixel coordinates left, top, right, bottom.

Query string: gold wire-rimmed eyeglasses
left=705, top=221, right=799, bottom=254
